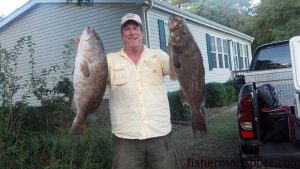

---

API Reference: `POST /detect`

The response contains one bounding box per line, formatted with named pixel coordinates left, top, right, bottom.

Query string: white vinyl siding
left=0, top=3, right=141, bottom=105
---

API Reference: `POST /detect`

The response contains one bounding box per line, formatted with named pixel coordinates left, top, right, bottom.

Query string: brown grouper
left=71, top=26, right=108, bottom=135
left=168, top=16, right=207, bottom=135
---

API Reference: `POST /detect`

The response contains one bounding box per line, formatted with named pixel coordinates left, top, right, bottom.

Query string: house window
left=206, top=34, right=231, bottom=70
left=210, top=36, right=217, bottom=68
left=223, top=39, right=229, bottom=68
left=232, top=42, right=249, bottom=70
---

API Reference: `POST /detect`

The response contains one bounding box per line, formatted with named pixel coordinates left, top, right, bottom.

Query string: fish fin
left=80, top=60, right=90, bottom=77
left=70, top=114, right=86, bottom=135
left=191, top=105, right=207, bottom=136
left=70, top=97, right=76, bottom=113
left=71, top=64, right=75, bottom=75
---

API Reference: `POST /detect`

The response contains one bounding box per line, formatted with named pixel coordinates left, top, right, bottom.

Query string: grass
left=173, top=108, right=240, bottom=159
left=0, top=120, right=113, bottom=169
left=207, top=110, right=239, bottom=142
left=174, top=107, right=238, bottom=141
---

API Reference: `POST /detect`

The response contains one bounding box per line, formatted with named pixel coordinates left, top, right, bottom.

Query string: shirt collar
left=120, top=45, right=148, bottom=58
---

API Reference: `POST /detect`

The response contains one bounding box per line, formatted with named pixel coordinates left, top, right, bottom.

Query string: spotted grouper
left=168, top=16, right=207, bottom=135
left=70, top=26, right=108, bottom=135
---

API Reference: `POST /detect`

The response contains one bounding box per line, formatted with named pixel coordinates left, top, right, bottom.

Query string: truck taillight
left=239, top=94, right=254, bottom=139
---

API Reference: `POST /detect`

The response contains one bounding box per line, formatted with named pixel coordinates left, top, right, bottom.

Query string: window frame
left=232, top=41, right=249, bottom=70
left=209, top=35, right=230, bottom=69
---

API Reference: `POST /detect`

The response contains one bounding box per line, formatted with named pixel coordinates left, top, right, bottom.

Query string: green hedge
left=167, top=90, right=191, bottom=122
left=223, top=79, right=240, bottom=102
left=205, top=80, right=239, bottom=108
left=205, top=82, right=228, bottom=107
left=168, top=79, right=239, bottom=120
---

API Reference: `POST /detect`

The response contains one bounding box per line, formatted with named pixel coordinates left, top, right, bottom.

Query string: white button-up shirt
left=107, top=45, right=172, bottom=139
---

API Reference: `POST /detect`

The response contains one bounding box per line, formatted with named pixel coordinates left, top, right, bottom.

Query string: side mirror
left=290, top=36, right=300, bottom=90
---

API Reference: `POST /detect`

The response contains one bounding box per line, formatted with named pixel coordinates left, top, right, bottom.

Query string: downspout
left=142, top=0, right=153, bottom=48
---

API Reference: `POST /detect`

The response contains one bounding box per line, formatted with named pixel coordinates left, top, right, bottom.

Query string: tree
left=169, top=0, right=196, bottom=9
left=188, top=0, right=253, bottom=31
left=66, top=0, right=92, bottom=6
left=244, top=0, right=300, bottom=49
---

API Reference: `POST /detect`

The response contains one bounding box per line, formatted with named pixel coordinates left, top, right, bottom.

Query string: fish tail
left=70, top=114, right=86, bottom=135
left=191, top=106, right=207, bottom=136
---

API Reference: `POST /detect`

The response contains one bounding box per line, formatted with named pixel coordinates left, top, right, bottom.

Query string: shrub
left=223, top=79, right=240, bottom=103
left=0, top=102, right=111, bottom=169
left=0, top=124, right=112, bottom=169
left=224, top=85, right=236, bottom=105
left=205, top=82, right=227, bottom=107
left=168, top=90, right=191, bottom=122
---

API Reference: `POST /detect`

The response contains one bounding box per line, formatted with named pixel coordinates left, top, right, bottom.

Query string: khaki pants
left=111, top=132, right=181, bottom=169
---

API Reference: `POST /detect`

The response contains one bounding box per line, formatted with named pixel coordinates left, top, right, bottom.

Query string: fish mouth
left=82, top=26, right=94, bottom=41
left=168, top=16, right=182, bottom=31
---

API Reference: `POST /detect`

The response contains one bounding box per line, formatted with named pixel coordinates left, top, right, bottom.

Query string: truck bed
left=260, top=142, right=300, bottom=158
left=260, top=143, right=300, bottom=168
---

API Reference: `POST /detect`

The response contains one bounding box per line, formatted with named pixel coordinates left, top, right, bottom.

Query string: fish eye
left=174, top=62, right=181, bottom=69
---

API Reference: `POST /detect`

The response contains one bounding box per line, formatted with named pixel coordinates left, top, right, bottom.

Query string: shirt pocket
left=111, top=65, right=128, bottom=85
left=142, top=57, right=163, bottom=85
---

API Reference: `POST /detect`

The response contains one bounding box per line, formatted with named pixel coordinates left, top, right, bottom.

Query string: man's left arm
left=158, top=49, right=177, bottom=81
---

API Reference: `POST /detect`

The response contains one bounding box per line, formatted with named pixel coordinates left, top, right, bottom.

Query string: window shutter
left=246, top=44, right=249, bottom=68
left=158, top=20, right=166, bottom=52
left=227, top=40, right=232, bottom=70
left=206, top=33, right=212, bottom=71
left=237, top=42, right=242, bottom=70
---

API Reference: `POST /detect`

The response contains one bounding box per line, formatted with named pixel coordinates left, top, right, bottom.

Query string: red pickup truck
left=237, top=37, right=300, bottom=169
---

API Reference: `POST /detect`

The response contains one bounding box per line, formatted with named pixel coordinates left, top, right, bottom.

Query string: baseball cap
left=121, top=13, right=143, bottom=28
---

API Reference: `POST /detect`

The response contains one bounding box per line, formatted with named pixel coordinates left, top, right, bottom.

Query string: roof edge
left=0, top=0, right=146, bottom=30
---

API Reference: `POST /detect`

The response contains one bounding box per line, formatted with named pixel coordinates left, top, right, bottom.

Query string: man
left=107, top=13, right=180, bottom=169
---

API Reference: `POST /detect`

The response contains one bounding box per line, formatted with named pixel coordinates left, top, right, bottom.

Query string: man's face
left=121, top=22, right=144, bottom=49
